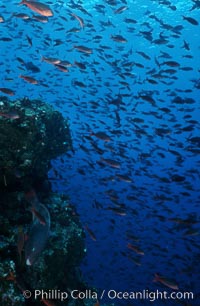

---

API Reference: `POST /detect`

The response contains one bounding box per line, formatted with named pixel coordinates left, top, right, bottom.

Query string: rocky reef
left=0, top=96, right=73, bottom=192
left=0, top=96, right=88, bottom=306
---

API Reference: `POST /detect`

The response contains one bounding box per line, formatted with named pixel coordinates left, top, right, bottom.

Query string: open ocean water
left=1, top=0, right=200, bottom=305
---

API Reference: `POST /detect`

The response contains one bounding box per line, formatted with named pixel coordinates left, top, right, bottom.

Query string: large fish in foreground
left=25, top=220, right=50, bottom=265
left=25, top=190, right=51, bottom=265
left=19, top=0, right=53, bottom=17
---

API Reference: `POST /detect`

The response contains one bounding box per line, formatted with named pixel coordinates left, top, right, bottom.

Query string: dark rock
left=0, top=97, right=87, bottom=306
left=0, top=96, right=73, bottom=192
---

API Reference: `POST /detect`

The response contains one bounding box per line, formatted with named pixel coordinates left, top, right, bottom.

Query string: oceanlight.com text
left=22, top=289, right=194, bottom=302
left=106, top=289, right=194, bottom=302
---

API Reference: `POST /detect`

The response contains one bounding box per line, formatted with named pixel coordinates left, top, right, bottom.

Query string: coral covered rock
left=0, top=96, right=73, bottom=191
left=0, top=97, right=87, bottom=306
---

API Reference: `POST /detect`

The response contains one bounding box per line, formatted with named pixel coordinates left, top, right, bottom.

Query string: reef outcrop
left=0, top=96, right=73, bottom=191
left=0, top=97, right=87, bottom=306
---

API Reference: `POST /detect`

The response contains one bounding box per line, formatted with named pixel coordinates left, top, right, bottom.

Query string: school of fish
left=0, top=0, right=200, bottom=305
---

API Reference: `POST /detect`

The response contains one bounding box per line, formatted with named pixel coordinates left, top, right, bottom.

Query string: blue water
left=1, top=0, right=200, bottom=305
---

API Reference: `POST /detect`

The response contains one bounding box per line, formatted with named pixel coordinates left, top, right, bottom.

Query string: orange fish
left=6, top=271, right=16, bottom=282
left=74, top=45, right=92, bottom=54
left=32, top=15, right=48, bottom=23
left=100, top=158, right=120, bottom=169
left=127, top=255, right=141, bottom=266
left=90, top=131, right=111, bottom=142
left=13, top=12, right=30, bottom=20
left=114, top=6, right=128, bottom=14
left=127, top=243, right=144, bottom=255
left=19, top=0, right=53, bottom=17
left=84, top=224, right=97, bottom=241
left=107, top=207, right=126, bottom=216
left=19, top=75, right=38, bottom=84
left=153, top=273, right=179, bottom=290
left=54, top=64, right=69, bottom=73
left=116, top=174, right=132, bottom=183
left=70, top=13, right=84, bottom=28
left=41, top=56, right=60, bottom=65
left=0, top=111, right=20, bottom=119
left=0, top=87, right=15, bottom=96
left=41, top=299, right=56, bottom=306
